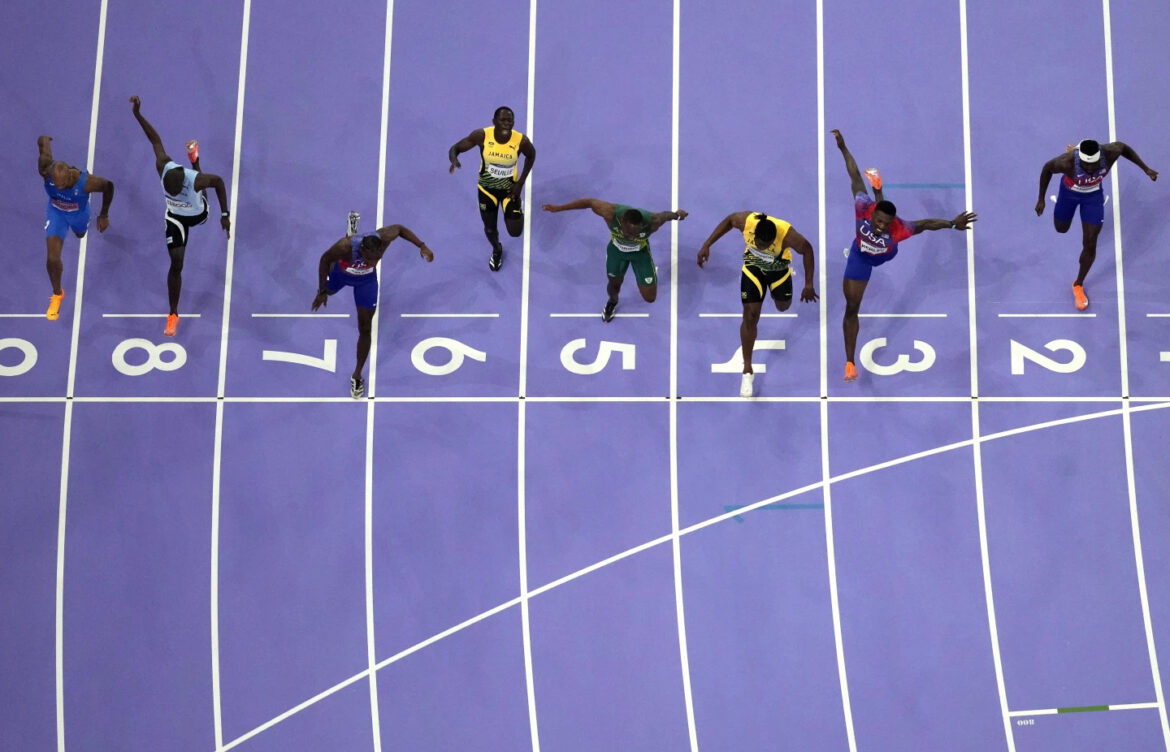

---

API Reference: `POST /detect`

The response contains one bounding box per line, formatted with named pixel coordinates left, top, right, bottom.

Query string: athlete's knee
left=639, top=287, right=657, bottom=303
left=356, top=319, right=373, bottom=336
left=1054, top=221, right=1072, bottom=234
left=844, top=301, right=861, bottom=317
left=505, top=219, right=523, bottom=238
left=773, top=297, right=792, bottom=312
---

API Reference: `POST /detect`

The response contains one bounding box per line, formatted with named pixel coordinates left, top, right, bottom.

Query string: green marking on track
left=724, top=503, right=824, bottom=523
left=1056, top=705, right=1110, bottom=714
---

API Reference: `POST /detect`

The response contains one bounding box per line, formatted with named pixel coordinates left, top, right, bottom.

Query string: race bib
left=612, top=236, right=643, bottom=253
left=858, top=239, right=890, bottom=256
left=487, top=163, right=515, bottom=179
left=746, top=245, right=776, bottom=262
left=345, top=265, right=376, bottom=276
left=51, top=199, right=79, bottom=212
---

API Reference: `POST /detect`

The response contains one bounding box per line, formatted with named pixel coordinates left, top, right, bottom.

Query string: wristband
left=221, top=211, right=230, bottom=217
left=950, top=220, right=956, bottom=229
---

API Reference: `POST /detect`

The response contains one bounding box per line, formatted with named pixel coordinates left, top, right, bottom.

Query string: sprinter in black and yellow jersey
left=542, top=198, right=687, bottom=321
left=448, top=106, right=536, bottom=271
left=698, top=212, right=817, bottom=397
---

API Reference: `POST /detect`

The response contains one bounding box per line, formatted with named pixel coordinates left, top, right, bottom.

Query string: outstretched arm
left=648, top=208, right=688, bottom=233
left=84, top=174, right=115, bottom=232
left=312, top=239, right=349, bottom=310
left=37, top=135, right=54, bottom=177
left=541, top=198, right=617, bottom=224
left=1110, top=142, right=1158, bottom=180
left=909, top=211, right=977, bottom=234
left=129, top=96, right=171, bottom=175
left=782, top=226, right=818, bottom=303
left=448, top=129, right=485, bottom=173
left=194, top=172, right=231, bottom=236
left=697, top=212, right=748, bottom=267
left=375, top=224, right=434, bottom=262
left=510, top=136, right=536, bottom=199
left=831, top=129, right=868, bottom=197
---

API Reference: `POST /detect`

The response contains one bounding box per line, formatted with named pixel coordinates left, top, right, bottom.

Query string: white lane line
left=211, top=1, right=253, bottom=747
left=1008, top=701, right=1160, bottom=717
left=102, top=313, right=202, bottom=318
left=858, top=313, right=947, bottom=318
left=959, top=0, right=1014, bottom=747
left=399, top=313, right=499, bottom=318
left=0, top=313, right=50, bottom=318
left=996, top=313, right=1096, bottom=318
left=698, top=312, right=797, bottom=318
left=1146, top=313, right=1170, bottom=318
left=210, top=399, right=1170, bottom=745
left=57, top=3, right=109, bottom=749
left=669, top=0, right=697, bottom=748
left=519, top=1, right=541, bottom=749
left=548, top=312, right=649, bottom=318
left=251, top=313, right=349, bottom=318
left=1103, top=0, right=1169, bottom=743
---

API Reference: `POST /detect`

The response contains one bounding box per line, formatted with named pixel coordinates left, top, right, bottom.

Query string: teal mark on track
left=724, top=503, right=824, bottom=523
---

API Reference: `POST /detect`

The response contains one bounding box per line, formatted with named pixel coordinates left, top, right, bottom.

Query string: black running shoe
left=489, top=246, right=503, bottom=271
left=350, top=376, right=365, bottom=399
left=602, top=299, right=618, bottom=322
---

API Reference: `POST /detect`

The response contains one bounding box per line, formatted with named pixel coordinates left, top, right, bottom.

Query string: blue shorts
left=843, top=239, right=897, bottom=282
left=325, top=264, right=379, bottom=310
left=45, top=207, right=91, bottom=239
left=1053, top=183, right=1105, bottom=226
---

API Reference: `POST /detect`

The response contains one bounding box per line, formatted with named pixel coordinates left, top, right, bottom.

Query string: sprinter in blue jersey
left=130, top=95, right=231, bottom=336
left=37, top=134, right=115, bottom=320
left=313, top=224, right=434, bottom=398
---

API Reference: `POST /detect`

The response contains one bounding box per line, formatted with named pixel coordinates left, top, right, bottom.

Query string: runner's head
left=359, top=234, right=385, bottom=263
left=872, top=200, right=898, bottom=233
left=47, top=161, right=73, bottom=187
left=1077, top=139, right=1101, bottom=164
left=163, top=165, right=185, bottom=195
left=619, top=207, right=646, bottom=238
left=752, top=213, right=777, bottom=248
left=493, top=106, right=515, bottom=136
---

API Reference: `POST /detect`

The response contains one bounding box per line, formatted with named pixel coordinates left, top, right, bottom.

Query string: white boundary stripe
left=250, top=313, right=349, bottom=318
left=361, top=1, right=396, bottom=749
left=1146, top=313, right=1170, bottom=318
left=996, top=313, right=1096, bottom=318
left=519, top=1, right=540, bottom=749
left=698, top=312, right=797, bottom=318
left=816, top=2, right=855, bottom=749
left=102, top=313, right=203, bottom=318
left=1102, top=0, right=1170, bottom=742
left=0, top=313, right=58, bottom=317
left=399, top=313, right=499, bottom=318
left=212, top=399, right=1170, bottom=745
left=56, top=4, right=109, bottom=749
left=211, top=2, right=253, bottom=747
left=858, top=313, right=947, bottom=318
left=1009, top=701, right=1160, bottom=717
left=548, top=312, right=649, bottom=318
left=669, top=0, right=698, bottom=748
left=959, top=1, right=1015, bottom=748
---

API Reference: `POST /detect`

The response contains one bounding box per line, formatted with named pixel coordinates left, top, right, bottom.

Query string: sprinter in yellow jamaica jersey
left=448, top=106, right=536, bottom=271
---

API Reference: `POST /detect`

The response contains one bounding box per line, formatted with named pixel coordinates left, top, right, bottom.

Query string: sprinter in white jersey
left=131, top=95, right=231, bottom=336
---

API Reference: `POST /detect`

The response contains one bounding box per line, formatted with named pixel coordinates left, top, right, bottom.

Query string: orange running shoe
left=844, top=361, right=859, bottom=381
left=186, top=140, right=199, bottom=163
left=46, top=290, right=65, bottom=321
left=164, top=313, right=179, bottom=336
left=1072, top=284, right=1089, bottom=311
left=864, top=168, right=883, bottom=190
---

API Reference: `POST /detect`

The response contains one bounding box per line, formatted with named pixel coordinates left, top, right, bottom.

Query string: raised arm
left=1108, top=141, right=1158, bottom=180
left=129, top=96, right=171, bottom=175
left=193, top=172, right=231, bottom=236
left=831, top=129, right=867, bottom=197
left=312, top=238, right=350, bottom=310
left=648, top=208, right=688, bottom=233
left=697, top=211, right=748, bottom=267
left=448, top=129, right=485, bottom=173
left=908, top=211, right=978, bottom=234
left=541, top=198, right=617, bottom=223
left=37, top=135, right=54, bottom=177
left=781, top=226, right=818, bottom=302
left=1036, top=152, right=1071, bottom=215
left=375, top=224, right=434, bottom=261
left=84, top=173, right=115, bottom=232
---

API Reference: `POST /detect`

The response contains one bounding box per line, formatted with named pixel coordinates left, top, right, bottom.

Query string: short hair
left=163, top=167, right=184, bottom=195
left=751, top=213, right=777, bottom=247
left=621, top=208, right=645, bottom=228
left=359, top=234, right=382, bottom=254
left=875, top=200, right=897, bottom=217
left=1078, top=139, right=1100, bottom=157
left=493, top=106, right=514, bottom=121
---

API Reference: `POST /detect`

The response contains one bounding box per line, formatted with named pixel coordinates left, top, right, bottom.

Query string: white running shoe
left=740, top=372, right=754, bottom=398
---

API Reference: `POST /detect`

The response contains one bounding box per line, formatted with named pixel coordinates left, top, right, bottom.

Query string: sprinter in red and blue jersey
left=37, top=134, right=114, bottom=320
left=831, top=129, right=977, bottom=382
left=1036, top=139, right=1158, bottom=310
left=313, top=223, right=434, bottom=398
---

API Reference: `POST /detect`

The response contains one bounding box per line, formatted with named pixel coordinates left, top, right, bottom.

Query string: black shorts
left=165, top=196, right=209, bottom=249
left=477, top=184, right=523, bottom=221
left=741, top=264, right=792, bottom=305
